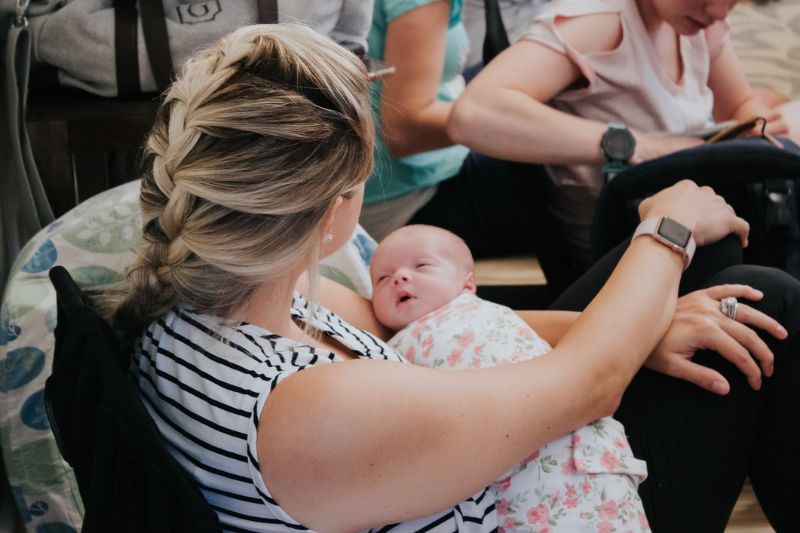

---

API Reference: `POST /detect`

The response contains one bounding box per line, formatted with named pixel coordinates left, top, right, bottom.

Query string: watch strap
left=632, top=217, right=696, bottom=270
left=602, top=160, right=627, bottom=182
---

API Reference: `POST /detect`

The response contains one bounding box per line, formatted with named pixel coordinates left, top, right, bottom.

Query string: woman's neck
left=634, top=0, right=683, bottom=84
left=243, top=269, right=307, bottom=339
left=635, top=0, right=666, bottom=34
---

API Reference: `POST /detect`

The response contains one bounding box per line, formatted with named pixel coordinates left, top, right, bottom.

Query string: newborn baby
left=371, top=225, right=650, bottom=532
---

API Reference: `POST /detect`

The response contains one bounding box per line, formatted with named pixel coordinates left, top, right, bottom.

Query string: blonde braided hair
left=105, top=24, right=373, bottom=332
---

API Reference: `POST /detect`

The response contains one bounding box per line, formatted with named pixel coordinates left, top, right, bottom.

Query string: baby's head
left=370, top=225, right=476, bottom=330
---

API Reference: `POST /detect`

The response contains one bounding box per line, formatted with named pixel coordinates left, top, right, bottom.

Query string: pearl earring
left=325, top=233, right=333, bottom=243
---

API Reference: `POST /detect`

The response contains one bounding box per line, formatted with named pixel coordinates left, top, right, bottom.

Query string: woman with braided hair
left=104, top=23, right=800, bottom=532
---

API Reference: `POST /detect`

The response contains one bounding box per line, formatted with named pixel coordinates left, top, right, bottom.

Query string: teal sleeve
left=384, top=0, right=462, bottom=27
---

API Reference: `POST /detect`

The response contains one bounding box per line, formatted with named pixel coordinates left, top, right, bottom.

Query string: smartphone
left=686, top=120, right=740, bottom=140
left=702, top=116, right=784, bottom=148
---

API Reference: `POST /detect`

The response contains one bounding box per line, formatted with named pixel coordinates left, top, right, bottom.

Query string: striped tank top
left=134, top=292, right=498, bottom=532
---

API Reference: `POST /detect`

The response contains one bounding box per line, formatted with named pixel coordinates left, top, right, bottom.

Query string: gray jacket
left=13, top=0, right=372, bottom=96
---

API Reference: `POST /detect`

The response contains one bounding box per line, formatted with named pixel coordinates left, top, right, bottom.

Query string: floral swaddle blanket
left=389, top=293, right=650, bottom=532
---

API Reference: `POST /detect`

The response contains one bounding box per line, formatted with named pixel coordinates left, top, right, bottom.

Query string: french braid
left=105, top=24, right=373, bottom=333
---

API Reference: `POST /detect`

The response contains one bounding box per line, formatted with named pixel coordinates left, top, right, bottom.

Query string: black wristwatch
left=600, top=122, right=636, bottom=181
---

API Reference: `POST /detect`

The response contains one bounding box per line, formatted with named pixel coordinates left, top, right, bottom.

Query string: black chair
left=44, top=266, right=220, bottom=533
left=26, top=82, right=160, bottom=217
left=590, top=137, right=800, bottom=279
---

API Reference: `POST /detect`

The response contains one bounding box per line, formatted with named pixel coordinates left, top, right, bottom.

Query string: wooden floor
left=728, top=482, right=773, bottom=532
left=474, top=255, right=546, bottom=286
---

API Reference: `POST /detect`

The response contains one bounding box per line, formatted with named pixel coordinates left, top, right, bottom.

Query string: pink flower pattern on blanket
left=389, top=293, right=650, bottom=532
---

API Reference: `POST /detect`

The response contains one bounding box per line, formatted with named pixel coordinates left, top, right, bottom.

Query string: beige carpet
left=730, top=0, right=800, bottom=99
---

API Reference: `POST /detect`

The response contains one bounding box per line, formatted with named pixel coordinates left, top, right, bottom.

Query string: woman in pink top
left=448, top=0, right=792, bottom=268
left=447, top=0, right=800, bottom=530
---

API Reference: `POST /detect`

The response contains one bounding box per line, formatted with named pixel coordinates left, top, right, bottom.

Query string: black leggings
left=550, top=235, right=800, bottom=532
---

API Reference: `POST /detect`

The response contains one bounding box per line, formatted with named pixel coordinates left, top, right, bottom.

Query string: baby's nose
left=393, top=270, right=410, bottom=283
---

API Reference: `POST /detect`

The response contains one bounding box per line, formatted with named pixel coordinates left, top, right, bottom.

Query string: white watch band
left=632, top=217, right=696, bottom=270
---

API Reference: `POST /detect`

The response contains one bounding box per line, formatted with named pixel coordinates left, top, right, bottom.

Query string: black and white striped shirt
left=134, top=292, right=498, bottom=532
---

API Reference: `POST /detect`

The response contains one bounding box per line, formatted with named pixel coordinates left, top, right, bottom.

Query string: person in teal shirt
left=360, top=0, right=563, bottom=288
left=363, top=0, right=470, bottom=210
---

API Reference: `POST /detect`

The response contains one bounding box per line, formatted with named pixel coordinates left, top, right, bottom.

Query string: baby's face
left=371, top=227, right=474, bottom=330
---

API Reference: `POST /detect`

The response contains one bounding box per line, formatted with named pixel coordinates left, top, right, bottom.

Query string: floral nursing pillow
left=0, top=180, right=376, bottom=533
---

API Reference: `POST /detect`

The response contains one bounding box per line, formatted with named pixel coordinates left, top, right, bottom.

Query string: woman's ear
left=320, top=195, right=345, bottom=246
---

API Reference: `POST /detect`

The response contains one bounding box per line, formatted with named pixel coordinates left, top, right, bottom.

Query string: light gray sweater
left=19, top=0, right=373, bottom=96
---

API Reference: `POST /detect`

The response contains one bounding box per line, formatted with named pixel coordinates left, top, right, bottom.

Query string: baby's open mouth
left=398, top=292, right=415, bottom=304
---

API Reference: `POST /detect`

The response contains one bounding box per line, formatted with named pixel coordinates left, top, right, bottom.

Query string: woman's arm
left=448, top=15, right=615, bottom=165
left=319, top=276, right=392, bottom=340
left=707, top=33, right=768, bottom=122
left=259, top=183, right=748, bottom=532
left=515, top=310, right=579, bottom=347
left=448, top=14, right=701, bottom=165
left=379, top=1, right=455, bottom=157
left=707, top=38, right=789, bottom=136
left=319, top=276, right=582, bottom=347
left=265, top=236, right=679, bottom=531
left=319, top=275, right=581, bottom=347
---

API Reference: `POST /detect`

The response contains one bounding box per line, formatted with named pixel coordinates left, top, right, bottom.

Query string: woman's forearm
left=554, top=237, right=681, bottom=396
left=449, top=86, right=608, bottom=165
left=268, top=183, right=743, bottom=530
left=447, top=35, right=613, bottom=165
left=379, top=0, right=458, bottom=158
left=380, top=98, right=454, bottom=158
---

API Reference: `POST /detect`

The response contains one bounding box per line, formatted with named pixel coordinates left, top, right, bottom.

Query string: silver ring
left=720, top=296, right=738, bottom=321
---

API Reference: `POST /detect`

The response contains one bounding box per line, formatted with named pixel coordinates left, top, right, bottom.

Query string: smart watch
left=600, top=122, right=636, bottom=180
left=632, top=217, right=696, bottom=270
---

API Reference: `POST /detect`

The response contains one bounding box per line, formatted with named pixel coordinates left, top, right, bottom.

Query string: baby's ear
left=463, top=272, right=477, bottom=294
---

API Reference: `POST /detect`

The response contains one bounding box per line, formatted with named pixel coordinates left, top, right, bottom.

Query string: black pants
left=551, top=235, right=800, bottom=532
left=408, top=152, right=579, bottom=294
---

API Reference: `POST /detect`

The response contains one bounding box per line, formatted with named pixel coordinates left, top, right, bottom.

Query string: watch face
left=657, top=218, right=692, bottom=248
left=602, top=128, right=636, bottom=161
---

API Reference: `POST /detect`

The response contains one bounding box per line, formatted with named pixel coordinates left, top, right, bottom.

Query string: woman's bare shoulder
left=550, top=12, right=624, bottom=55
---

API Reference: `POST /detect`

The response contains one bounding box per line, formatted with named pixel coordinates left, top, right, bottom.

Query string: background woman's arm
left=707, top=40, right=789, bottom=136
left=449, top=14, right=621, bottom=165
left=379, top=1, right=456, bottom=157
left=448, top=14, right=702, bottom=165
left=449, top=32, right=607, bottom=163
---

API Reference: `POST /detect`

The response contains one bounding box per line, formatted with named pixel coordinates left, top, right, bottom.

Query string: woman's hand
left=638, top=180, right=750, bottom=247
left=631, top=132, right=704, bottom=165
left=645, top=284, right=788, bottom=395
left=759, top=107, right=790, bottom=138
